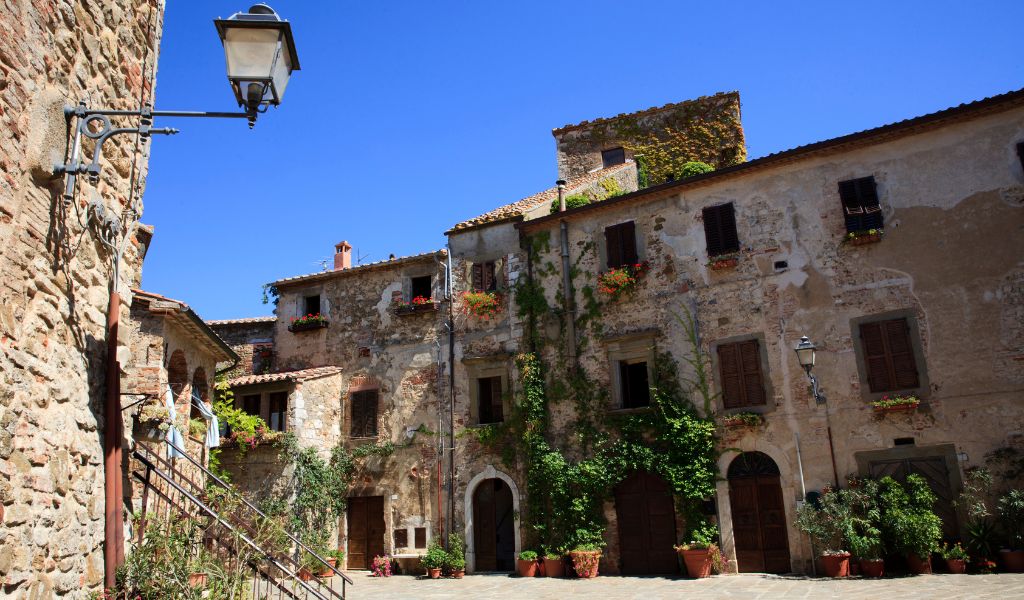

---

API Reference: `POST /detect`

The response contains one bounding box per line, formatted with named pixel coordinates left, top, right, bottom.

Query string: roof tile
left=227, top=366, right=342, bottom=388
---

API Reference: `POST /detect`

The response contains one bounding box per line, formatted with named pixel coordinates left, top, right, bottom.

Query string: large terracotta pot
left=450, top=569, right=465, bottom=579
left=679, top=548, right=712, bottom=579
left=427, top=567, right=442, bottom=579
left=537, top=559, right=546, bottom=577
left=318, top=557, right=337, bottom=578
left=543, top=557, right=565, bottom=578
left=820, top=553, right=850, bottom=577
left=906, top=553, right=932, bottom=574
left=860, top=558, right=885, bottom=578
left=516, top=559, right=538, bottom=577
left=297, top=567, right=315, bottom=582
left=1001, top=549, right=1024, bottom=572
left=945, top=558, right=966, bottom=574
left=568, top=550, right=601, bottom=578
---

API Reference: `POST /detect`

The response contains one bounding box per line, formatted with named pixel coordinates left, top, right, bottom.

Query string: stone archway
left=463, top=465, right=521, bottom=573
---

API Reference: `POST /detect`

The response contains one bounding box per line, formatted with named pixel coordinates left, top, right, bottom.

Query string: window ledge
left=393, top=302, right=440, bottom=316
left=288, top=320, right=328, bottom=333
left=606, top=406, right=653, bottom=415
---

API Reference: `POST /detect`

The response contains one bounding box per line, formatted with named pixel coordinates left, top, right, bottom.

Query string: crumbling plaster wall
left=0, top=1, right=165, bottom=595
left=521, top=106, right=1024, bottom=574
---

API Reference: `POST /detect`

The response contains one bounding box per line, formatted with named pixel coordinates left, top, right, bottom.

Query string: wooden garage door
left=728, top=452, right=791, bottom=574
left=347, top=496, right=385, bottom=570
left=615, top=472, right=678, bottom=575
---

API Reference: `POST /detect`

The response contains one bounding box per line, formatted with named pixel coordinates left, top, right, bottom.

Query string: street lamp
left=215, top=4, right=300, bottom=112
left=794, top=336, right=824, bottom=404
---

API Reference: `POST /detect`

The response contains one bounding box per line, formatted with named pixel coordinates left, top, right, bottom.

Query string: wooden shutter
left=703, top=203, right=739, bottom=256
left=739, top=341, right=766, bottom=406
left=717, top=340, right=765, bottom=408
left=606, top=224, right=624, bottom=268
left=471, top=264, right=483, bottom=291
left=471, top=263, right=495, bottom=292
left=718, top=344, right=744, bottom=409
left=859, top=318, right=920, bottom=393
left=351, top=390, right=378, bottom=437
left=839, top=177, right=883, bottom=233
left=605, top=222, right=637, bottom=268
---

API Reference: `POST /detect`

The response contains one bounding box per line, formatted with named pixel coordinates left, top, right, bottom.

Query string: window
left=410, top=276, right=431, bottom=301
left=838, top=176, right=883, bottom=233
left=414, top=527, right=427, bottom=549
left=304, top=294, right=321, bottom=316
left=702, top=203, right=740, bottom=257
left=858, top=318, right=920, bottom=393
left=602, top=147, right=625, bottom=168
left=394, top=529, right=408, bottom=548
left=242, top=394, right=261, bottom=417
left=605, top=221, right=637, bottom=269
left=618, top=359, right=650, bottom=408
left=471, top=261, right=497, bottom=292
left=268, top=392, right=287, bottom=432
left=350, top=390, right=378, bottom=438
left=717, top=340, right=766, bottom=409
left=477, top=376, right=504, bottom=424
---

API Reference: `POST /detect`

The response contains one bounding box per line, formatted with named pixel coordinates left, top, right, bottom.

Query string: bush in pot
left=845, top=478, right=885, bottom=577
left=675, top=523, right=718, bottom=579
left=878, top=475, right=942, bottom=574
left=446, top=533, right=466, bottom=578
left=940, top=542, right=969, bottom=574
left=998, top=489, right=1024, bottom=572
left=421, top=540, right=448, bottom=579
left=567, top=545, right=602, bottom=579
left=957, top=468, right=998, bottom=569
left=517, top=550, right=539, bottom=577
left=794, top=488, right=854, bottom=577
left=542, top=550, right=565, bottom=578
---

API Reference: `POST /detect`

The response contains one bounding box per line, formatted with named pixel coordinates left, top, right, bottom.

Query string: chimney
left=334, top=241, right=352, bottom=270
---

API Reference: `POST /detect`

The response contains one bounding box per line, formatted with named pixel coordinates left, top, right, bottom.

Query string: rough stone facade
left=208, top=316, right=277, bottom=378
left=0, top=1, right=165, bottom=596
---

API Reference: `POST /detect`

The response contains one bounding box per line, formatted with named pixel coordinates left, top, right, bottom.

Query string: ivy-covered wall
left=553, top=91, right=746, bottom=185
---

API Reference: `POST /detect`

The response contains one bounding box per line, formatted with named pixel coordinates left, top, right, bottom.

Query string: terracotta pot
left=427, top=567, right=442, bottom=579
left=297, top=567, right=315, bottom=582
left=859, top=558, right=885, bottom=578
left=568, top=550, right=601, bottom=578
left=679, top=548, right=712, bottom=579
left=1001, top=549, right=1024, bottom=572
left=188, top=573, right=207, bottom=588
left=516, top=559, right=538, bottom=577
left=537, top=559, right=546, bottom=577
left=450, top=569, right=465, bottom=579
left=906, top=553, right=932, bottom=574
left=945, top=558, right=966, bottom=574
left=849, top=558, right=861, bottom=576
left=318, top=557, right=337, bottom=578
left=543, top=557, right=565, bottom=578
left=821, top=553, right=851, bottom=578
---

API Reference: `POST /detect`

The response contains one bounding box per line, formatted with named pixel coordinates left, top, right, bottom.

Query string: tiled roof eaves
left=445, top=213, right=524, bottom=236
left=551, top=91, right=740, bottom=136
left=227, top=366, right=342, bottom=388
left=271, top=250, right=446, bottom=288
left=132, top=289, right=239, bottom=364
left=206, top=316, right=277, bottom=326
left=523, top=87, right=1024, bottom=231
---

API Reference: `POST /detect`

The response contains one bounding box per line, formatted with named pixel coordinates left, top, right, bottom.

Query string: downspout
left=445, top=246, right=456, bottom=545
left=557, top=180, right=577, bottom=368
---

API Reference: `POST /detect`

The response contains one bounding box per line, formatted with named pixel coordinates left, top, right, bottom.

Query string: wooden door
left=347, top=496, right=385, bottom=570
left=869, top=455, right=958, bottom=538
left=728, top=452, right=791, bottom=574
left=615, top=472, right=678, bottom=575
left=473, top=479, right=516, bottom=571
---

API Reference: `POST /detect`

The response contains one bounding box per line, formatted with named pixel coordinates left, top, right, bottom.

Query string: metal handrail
left=151, top=440, right=353, bottom=588
left=132, top=450, right=327, bottom=600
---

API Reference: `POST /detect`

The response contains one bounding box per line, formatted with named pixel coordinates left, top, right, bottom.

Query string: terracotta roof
left=227, top=366, right=342, bottom=388
left=447, top=162, right=635, bottom=233
left=206, top=316, right=277, bottom=326
left=551, top=91, right=740, bottom=136
left=523, top=87, right=1024, bottom=231
left=131, top=289, right=239, bottom=364
left=271, top=249, right=446, bottom=288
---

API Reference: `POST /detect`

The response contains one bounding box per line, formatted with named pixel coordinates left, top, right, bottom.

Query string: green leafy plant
left=795, top=488, right=854, bottom=554
left=187, top=418, right=207, bottom=438
left=289, top=313, right=327, bottom=328
left=461, top=290, right=502, bottom=319
left=721, top=412, right=763, bottom=427
left=870, top=394, right=920, bottom=410
left=679, top=161, right=714, bottom=179
left=446, top=533, right=466, bottom=571
left=877, top=475, right=942, bottom=558
left=676, top=523, right=718, bottom=551
left=940, top=542, right=969, bottom=561
left=845, top=228, right=884, bottom=242
left=518, top=550, right=538, bottom=561
left=138, top=404, right=170, bottom=430
left=549, top=193, right=592, bottom=214
left=998, top=489, right=1024, bottom=549
left=422, top=539, right=450, bottom=570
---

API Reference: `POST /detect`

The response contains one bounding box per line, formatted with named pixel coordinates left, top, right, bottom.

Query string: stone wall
left=553, top=91, right=746, bottom=183
left=208, top=318, right=276, bottom=378
left=520, top=103, right=1024, bottom=574
left=0, top=1, right=165, bottom=596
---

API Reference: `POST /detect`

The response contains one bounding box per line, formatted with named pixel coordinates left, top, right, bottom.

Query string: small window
left=477, top=376, right=504, bottom=424
left=242, top=394, right=261, bottom=417
left=414, top=527, right=427, bottom=549
left=859, top=318, right=920, bottom=393
left=619, top=359, right=650, bottom=408
left=703, top=203, right=740, bottom=257
left=350, top=390, right=379, bottom=438
left=602, top=147, right=626, bottom=168
left=471, top=262, right=497, bottom=292
left=268, top=392, right=287, bottom=432
left=717, top=340, right=766, bottom=409
left=304, top=294, right=321, bottom=316
left=605, top=221, right=638, bottom=269
left=410, top=276, right=432, bottom=301
left=394, top=529, right=408, bottom=548
left=838, top=176, right=883, bottom=234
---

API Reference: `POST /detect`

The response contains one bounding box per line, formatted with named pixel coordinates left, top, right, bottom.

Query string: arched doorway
left=166, top=350, right=188, bottom=417
left=472, top=478, right=515, bottom=571
left=727, top=451, right=791, bottom=573
left=615, top=471, right=678, bottom=574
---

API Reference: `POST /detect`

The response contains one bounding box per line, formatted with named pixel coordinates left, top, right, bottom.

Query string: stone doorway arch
left=463, top=465, right=521, bottom=573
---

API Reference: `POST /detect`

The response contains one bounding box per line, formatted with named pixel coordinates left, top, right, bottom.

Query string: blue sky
left=140, top=1, right=1024, bottom=320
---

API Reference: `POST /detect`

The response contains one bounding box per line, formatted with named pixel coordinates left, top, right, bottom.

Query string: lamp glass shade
left=794, top=336, right=816, bottom=369
left=215, top=5, right=299, bottom=109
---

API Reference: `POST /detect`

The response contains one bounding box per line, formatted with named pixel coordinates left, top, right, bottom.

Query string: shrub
left=676, top=523, right=718, bottom=551
left=998, top=489, right=1024, bottom=549
left=446, top=533, right=466, bottom=571
left=940, top=542, right=969, bottom=561
left=549, top=194, right=591, bottom=213
left=421, top=539, right=449, bottom=570
left=518, top=550, right=538, bottom=561
left=679, top=161, right=714, bottom=179
left=878, top=475, right=942, bottom=558
left=795, top=488, right=854, bottom=554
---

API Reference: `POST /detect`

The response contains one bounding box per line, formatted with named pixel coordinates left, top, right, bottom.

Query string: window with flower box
left=471, top=261, right=497, bottom=292
left=702, top=202, right=740, bottom=258
left=839, top=176, right=883, bottom=234
left=304, top=294, right=321, bottom=316
left=411, top=275, right=432, bottom=300
left=605, top=221, right=638, bottom=269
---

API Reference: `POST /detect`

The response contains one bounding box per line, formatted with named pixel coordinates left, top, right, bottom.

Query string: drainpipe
left=104, top=289, right=124, bottom=589
left=557, top=180, right=577, bottom=368
left=444, top=246, right=456, bottom=545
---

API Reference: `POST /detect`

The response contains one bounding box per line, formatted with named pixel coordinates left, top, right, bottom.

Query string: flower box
left=708, top=255, right=739, bottom=271
left=597, top=262, right=649, bottom=300
left=721, top=412, right=764, bottom=428
left=870, top=394, right=920, bottom=413
left=289, top=314, right=328, bottom=332
left=393, top=299, right=439, bottom=315
left=844, top=229, right=884, bottom=246
left=461, top=291, right=502, bottom=320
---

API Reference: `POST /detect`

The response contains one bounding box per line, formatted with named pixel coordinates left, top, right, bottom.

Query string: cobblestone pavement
left=331, top=572, right=1024, bottom=599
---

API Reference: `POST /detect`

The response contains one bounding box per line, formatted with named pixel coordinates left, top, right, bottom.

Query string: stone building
left=0, top=1, right=165, bottom=596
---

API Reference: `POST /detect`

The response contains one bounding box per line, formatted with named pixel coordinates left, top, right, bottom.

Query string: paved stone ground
left=330, top=572, right=1024, bottom=599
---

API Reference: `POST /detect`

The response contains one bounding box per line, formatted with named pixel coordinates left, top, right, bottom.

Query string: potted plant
left=136, top=404, right=170, bottom=441
left=850, top=533, right=885, bottom=578
left=542, top=551, right=565, bottom=578
left=297, top=550, right=321, bottom=582
left=721, top=412, right=764, bottom=428
left=998, top=489, right=1024, bottom=572
left=940, top=542, right=968, bottom=574
left=371, top=554, right=392, bottom=577
left=708, top=252, right=739, bottom=270
left=567, top=545, right=601, bottom=578
left=446, top=533, right=466, bottom=578
left=870, top=394, right=921, bottom=413
left=394, top=295, right=437, bottom=314
left=597, top=261, right=649, bottom=300
left=844, top=478, right=884, bottom=577
left=675, top=524, right=717, bottom=579
left=516, top=550, right=539, bottom=577
left=319, top=549, right=345, bottom=578
left=844, top=228, right=884, bottom=246
left=958, top=468, right=998, bottom=570
left=288, top=313, right=328, bottom=332
left=461, top=290, right=502, bottom=320
left=794, top=488, right=853, bottom=577
left=422, top=540, right=448, bottom=579
left=878, top=476, right=942, bottom=574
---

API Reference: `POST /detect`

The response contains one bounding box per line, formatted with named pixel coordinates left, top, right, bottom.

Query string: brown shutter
left=885, top=319, right=920, bottom=390
left=718, top=343, right=745, bottom=409
left=739, top=340, right=766, bottom=406
left=839, top=176, right=883, bottom=232
left=471, top=264, right=483, bottom=291
left=703, top=204, right=739, bottom=256
left=860, top=321, right=893, bottom=392
left=483, top=262, right=496, bottom=291
left=351, top=391, right=378, bottom=437
left=620, top=221, right=638, bottom=265
left=860, top=318, right=919, bottom=393
left=606, top=225, right=624, bottom=269
left=351, top=392, right=364, bottom=437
